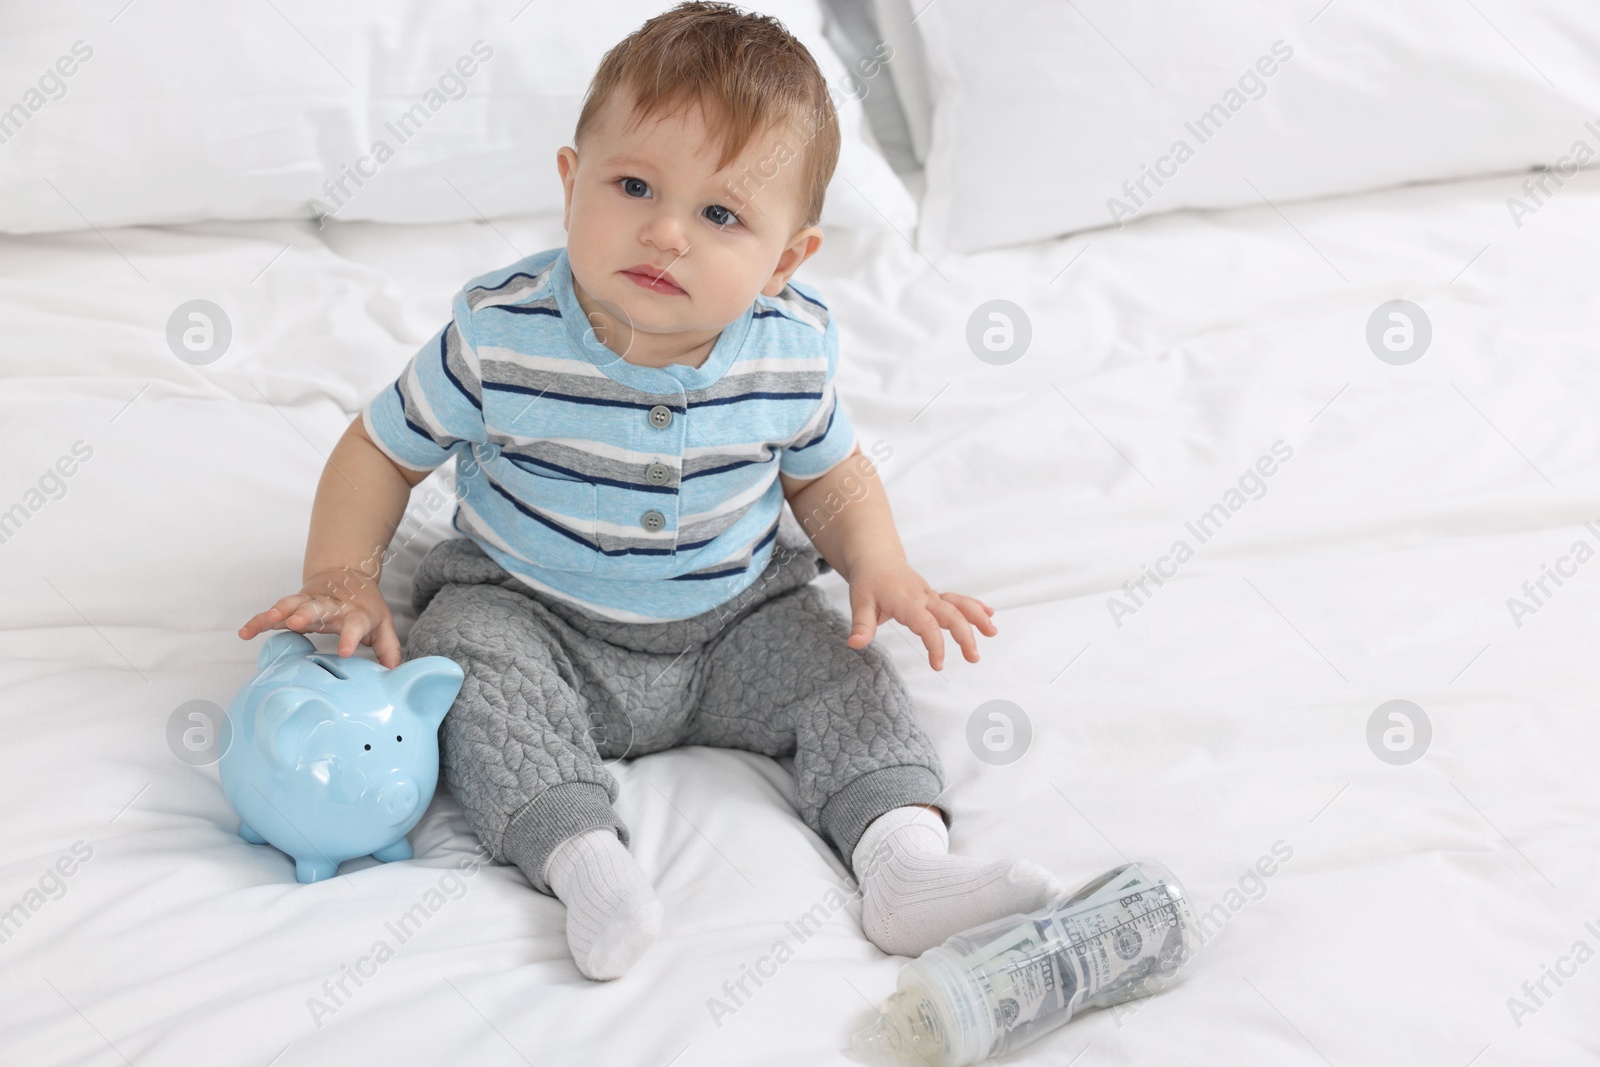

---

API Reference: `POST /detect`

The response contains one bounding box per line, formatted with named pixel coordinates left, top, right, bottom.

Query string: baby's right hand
left=237, top=567, right=403, bottom=668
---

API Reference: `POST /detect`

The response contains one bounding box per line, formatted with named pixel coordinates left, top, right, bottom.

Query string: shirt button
left=645, top=462, right=672, bottom=485
left=641, top=509, right=666, bottom=532
left=648, top=404, right=673, bottom=429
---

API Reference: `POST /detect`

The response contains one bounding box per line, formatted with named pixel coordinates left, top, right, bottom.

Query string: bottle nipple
left=848, top=989, right=947, bottom=1064
left=849, top=1015, right=901, bottom=1061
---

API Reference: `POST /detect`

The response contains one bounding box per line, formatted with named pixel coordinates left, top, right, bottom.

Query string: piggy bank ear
left=387, top=656, right=465, bottom=730
left=258, top=631, right=315, bottom=671
left=256, top=685, right=339, bottom=770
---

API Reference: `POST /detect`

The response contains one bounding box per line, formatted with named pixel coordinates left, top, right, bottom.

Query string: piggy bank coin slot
left=307, top=656, right=350, bottom=680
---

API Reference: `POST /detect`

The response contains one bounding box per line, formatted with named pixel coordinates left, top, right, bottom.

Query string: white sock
left=542, top=827, right=664, bottom=981
left=852, top=805, right=1066, bottom=958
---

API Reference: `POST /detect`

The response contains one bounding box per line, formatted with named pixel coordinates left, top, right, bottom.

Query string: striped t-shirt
left=362, top=245, right=859, bottom=623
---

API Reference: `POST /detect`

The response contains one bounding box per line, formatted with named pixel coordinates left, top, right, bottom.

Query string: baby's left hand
left=845, top=552, right=997, bottom=670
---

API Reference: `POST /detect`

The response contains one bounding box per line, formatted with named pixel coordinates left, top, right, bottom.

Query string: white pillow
left=884, top=0, right=1600, bottom=255
left=870, top=0, right=933, bottom=166
left=0, top=1, right=913, bottom=237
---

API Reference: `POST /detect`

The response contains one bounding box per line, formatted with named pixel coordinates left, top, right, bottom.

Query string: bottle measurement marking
left=990, top=898, right=1185, bottom=975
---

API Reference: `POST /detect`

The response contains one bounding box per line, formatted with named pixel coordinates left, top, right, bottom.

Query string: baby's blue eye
left=618, top=176, right=738, bottom=227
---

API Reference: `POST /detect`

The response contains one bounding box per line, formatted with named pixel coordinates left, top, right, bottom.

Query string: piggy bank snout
left=374, top=779, right=421, bottom=826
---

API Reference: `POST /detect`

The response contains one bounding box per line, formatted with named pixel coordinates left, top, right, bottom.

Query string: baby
left=239, top=1, right=1063, bottom=981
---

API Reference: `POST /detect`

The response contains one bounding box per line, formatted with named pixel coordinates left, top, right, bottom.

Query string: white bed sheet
left=2, top=171, right=1598, bottom=1066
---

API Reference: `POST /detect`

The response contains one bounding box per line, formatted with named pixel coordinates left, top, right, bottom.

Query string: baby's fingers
left=370, top=614, right=404, bottom=669
left=930, top=598, right=979, bottom=663
left=942, top=593, right=998, bottom=635
left=239, top=594, right=314, bottom=638
left=848, top=587, right=881, bottom=650
left=903, top=606, right=946, bottom=671
left=279, top=597, right=341, bottom=635
left=336, top=609, right=377, bottom=658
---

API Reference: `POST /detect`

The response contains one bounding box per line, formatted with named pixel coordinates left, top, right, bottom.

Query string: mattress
left=2, top=169, right=1597, bottom=1065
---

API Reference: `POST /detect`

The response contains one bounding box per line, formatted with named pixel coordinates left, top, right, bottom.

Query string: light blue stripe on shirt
left=362, top=245, right=858, bottom=622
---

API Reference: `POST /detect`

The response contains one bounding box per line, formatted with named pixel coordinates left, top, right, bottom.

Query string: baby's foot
left=543, top=827, right=664, bottom=981
left=853, top=805, right=1065, bottom=958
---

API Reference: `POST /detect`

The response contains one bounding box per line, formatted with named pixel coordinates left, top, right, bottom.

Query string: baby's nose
left=640, top=215, right=688, bottom=255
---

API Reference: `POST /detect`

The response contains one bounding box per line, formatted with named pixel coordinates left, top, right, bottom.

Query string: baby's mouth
left=620, top=267, right=686, bottom=296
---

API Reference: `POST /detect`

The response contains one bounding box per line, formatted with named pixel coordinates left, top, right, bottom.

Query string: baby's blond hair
left=574, top=1, right=840, bottom=231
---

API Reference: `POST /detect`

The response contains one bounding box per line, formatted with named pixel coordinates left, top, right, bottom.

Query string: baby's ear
left=772, top=225, right=824, bottom=289
left=386, top=656, right=465, bottom=729
left=557, top=146, right=579, bottom=230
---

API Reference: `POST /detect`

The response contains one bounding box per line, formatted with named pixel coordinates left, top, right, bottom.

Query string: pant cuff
left=500, top=781, right=631, bottom=896
left=820, top=764, right=948, bottom=877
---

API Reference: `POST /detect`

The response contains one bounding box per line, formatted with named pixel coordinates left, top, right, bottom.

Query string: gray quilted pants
left=404, top=525, right=948, bottom=896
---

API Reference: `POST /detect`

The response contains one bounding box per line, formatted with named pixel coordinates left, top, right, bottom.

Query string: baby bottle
left=849, top=859, right=1198, bottom=1067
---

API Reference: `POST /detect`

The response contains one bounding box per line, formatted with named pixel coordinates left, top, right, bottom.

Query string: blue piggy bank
left=219, top=631, right=464, bottom=883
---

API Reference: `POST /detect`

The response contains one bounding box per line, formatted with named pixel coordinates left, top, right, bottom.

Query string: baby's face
left=557, top=91, right=821, bottom=343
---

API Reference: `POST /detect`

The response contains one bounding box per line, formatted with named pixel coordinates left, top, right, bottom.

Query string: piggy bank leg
left=238, top=821, right=267, bottom=845
left=295, top=856, right=339, bottom=884
left=372, top=838, right=413, bottom=863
